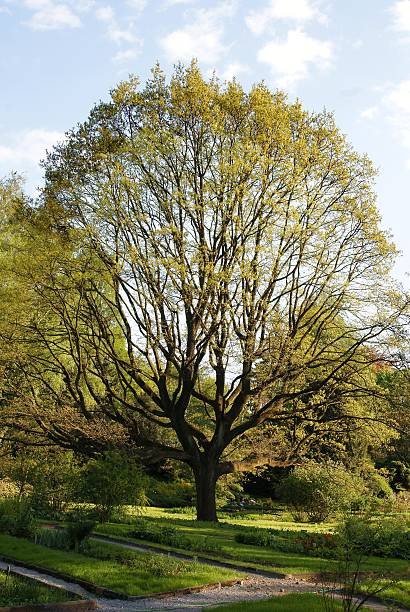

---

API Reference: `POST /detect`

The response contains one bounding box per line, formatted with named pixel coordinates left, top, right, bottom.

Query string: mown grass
left=0, top=569, right=76, bottom=606
left=94, top=519, right=409, bottom=576
left=0, top=534, right=241, bottom=596
left=361, top=580, right=410, bottom=610
left=207, top=592, right=373, bottom=612
left=91, top=508, right=409, bottom=608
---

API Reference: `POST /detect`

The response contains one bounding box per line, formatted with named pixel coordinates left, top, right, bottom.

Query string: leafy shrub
left=80, top=451, right=147, bottom=522
left=234, top=526, right=337, bottom=558
left=129, top=518, right=221, bottom=554
left=0, top=498, right=36, bottom=539
left=335, top=516, right=410, bottom=560
left=235, top=528, right=275, bottom=547
left=276, top=462, right=366, bottom=522
left=66, top=510, right=96, bottom=551
left=147, top=478, right=195, bottom=508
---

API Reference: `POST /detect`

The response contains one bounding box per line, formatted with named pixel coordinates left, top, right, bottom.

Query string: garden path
left=0, top=559, right=405, bottom=612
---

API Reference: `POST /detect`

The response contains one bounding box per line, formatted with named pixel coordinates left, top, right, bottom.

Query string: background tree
left=1, top=64, right=407, bottom=521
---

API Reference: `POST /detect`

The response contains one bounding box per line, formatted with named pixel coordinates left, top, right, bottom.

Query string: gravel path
left=1, top=554, right=405, bottom=612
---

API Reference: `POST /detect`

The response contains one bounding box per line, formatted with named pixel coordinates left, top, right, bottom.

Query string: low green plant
left=0, top=570, right=75, bottom=606
left=129, top=518, right=222, bottom=553
left=0, top=497, right=36, bottom=539
left=66, top=511, right=96, bottom=551
left=235, top=528, right=275, bottom=547
left=35, top=527, right=71, bottom=550
left=321, top=516, right=401, bottom=612
left=0, top=533, right=240, bottom=596
left=335, top=515, right=410, bottom=560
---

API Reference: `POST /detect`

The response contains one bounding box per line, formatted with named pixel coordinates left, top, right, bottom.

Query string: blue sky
left=1, top=0, right=410, bottom=284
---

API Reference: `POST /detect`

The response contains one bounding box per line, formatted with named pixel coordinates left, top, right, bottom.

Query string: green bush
left=335, top=516, right=410, bottom=560
left=80, top=451, right=147, bottom=522
left=0, top=498, right=36, bottom=539
left=277, top=462, right=366, bottom=522
left=235, top=528, right=275, bottom=547
left=66, top=510, right=96, bottom=551
left=234, top=526, right=337, bottom=558
left=147, top=478, right=195, bottom=508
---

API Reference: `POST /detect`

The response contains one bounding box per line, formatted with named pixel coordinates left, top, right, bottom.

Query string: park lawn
left=360, top=580, right=410, bottom=610
left=139, top=506, right=337, bottom=532
left=0, top=534, right=241, bottom=596
left=0, top=569, right=77, bottom=606
left=208, top=592, right=373, bottom=612
left=94, top=520, right=410, bottom=576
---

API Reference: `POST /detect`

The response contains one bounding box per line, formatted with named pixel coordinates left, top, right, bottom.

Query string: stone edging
left=0, top=555, right=244, bottom=601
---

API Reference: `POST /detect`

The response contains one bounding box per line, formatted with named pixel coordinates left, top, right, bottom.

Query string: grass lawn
left=0, top=534, right=241, bottom=597
left=94, top=517, right=409, bottom=576
left=0, top=569, right=77, bottom=606
left=207, top=592, right=373, bottom=611
left=90, top=507, right=409, bottom=608
left=362, top=580, right=410, bottom=610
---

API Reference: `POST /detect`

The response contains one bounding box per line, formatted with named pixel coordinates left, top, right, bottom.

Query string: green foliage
left=2, top=64, right=403, bottom=522
left=129, top=518, right=222, bottom=553
left=0, top=447, right=81, bottom=520
left=277, top=462, right=367, bottom=522
left=35, top=527, right=71, bottom=550
left=0, top=570, right=75, bottom=606
left=83, top=539, right=201, bottom=577
left=0, top=497, right=36, bottom=539
left=80, top=451, right=147, bottom=522
left=335, top=516, right=410, bottom=560
left=209, top=593, right=350, bottom=612
left=66, top=510, right=96, bottom=551
left=0, top=533, right=240, bottom=596
left=235, top=526, right=338, bottom=558
left=235, top=528, right=275, bottom=547
left=148, top=478, right=195, bottom=508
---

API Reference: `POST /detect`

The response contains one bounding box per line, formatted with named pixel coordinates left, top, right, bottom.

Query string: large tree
left=1, top=65, right=407, bottom=520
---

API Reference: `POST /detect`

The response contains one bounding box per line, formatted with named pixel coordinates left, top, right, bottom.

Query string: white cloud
left=219, top=62, right=249, bottom=81
left=352, top=38, right=364, bottom=49
left=113, top=48, right=139, bottom=63
left=246, top=0, right=325, bottom=36
left=360, top=105, right=379, bottom=120
left=160, top=1, right=235, bottom=64
left=257, top=28, right=332, bottom=88
left=95, top=3, right=141, bottom=46
left=162, top=0, right=194, bottom=6
left=383, top=80, right=410, bottom=166
left=24, top=0, right=81, bottom=30
left=391, top=0, right=410, bottom=32
left=95, top=4, right=114, bottom=21
left=126, top=0, right=146, bottom=10
left=0, top=129, right=64, bottom=165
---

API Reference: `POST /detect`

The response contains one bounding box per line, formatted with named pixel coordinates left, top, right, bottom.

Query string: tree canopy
left=0, top=63, right=407, bottom=520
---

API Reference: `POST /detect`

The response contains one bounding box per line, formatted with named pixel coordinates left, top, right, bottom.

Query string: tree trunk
left=194, top=457, right=218, bottom=522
